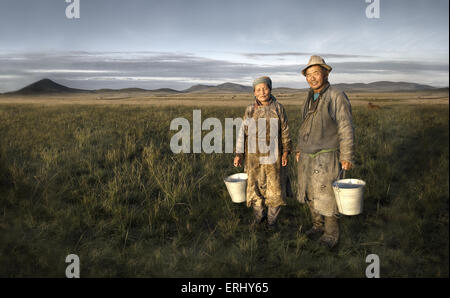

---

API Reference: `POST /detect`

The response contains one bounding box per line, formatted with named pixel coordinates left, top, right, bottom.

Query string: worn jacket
left=296, top=83, right=354, bottom=163
left=236, top=96, right=292, bottom=207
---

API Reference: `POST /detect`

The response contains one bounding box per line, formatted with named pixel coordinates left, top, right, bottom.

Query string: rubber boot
left=267, top=206, right=281, bottom=231
left=319, top=216, right=339, bottom=248
left=251, top=204, right=266, bottom=226
left=305, top=208, right=324, bottom=239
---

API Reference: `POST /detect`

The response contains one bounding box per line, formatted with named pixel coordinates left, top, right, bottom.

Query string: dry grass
left=0, top=90, right=448, bottom=107
left=0, top=91, right=448, bottom=278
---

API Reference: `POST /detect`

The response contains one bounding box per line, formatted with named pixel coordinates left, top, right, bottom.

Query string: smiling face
left=253, top=83, right=271, bottom=104
left=305, top=65, right=329, bottom=92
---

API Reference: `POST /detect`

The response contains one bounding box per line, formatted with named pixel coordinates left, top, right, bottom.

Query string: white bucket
left=224, top=173, right=248, bottom=203
left=332, top=178, right=366, bottom=215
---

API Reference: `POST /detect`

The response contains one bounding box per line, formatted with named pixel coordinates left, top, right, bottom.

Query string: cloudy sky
left=0, top=0, right=448, bottom=92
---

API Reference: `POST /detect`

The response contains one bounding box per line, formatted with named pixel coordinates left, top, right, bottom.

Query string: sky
left=0, top=0, right=448, bottom=92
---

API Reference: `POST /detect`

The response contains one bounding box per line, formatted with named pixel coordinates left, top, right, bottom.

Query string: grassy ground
left=0, top=102, right=448, bottom=277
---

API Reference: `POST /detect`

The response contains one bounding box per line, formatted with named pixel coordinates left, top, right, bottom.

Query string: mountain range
left=1, top=78, right=445, bottom=95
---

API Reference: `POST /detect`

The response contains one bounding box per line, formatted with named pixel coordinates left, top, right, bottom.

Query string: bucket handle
left=334, top=168, right=346, bottom=214
left=334, top=168, right=348, bottom=191
left=336, top=168, right=346, bottom=182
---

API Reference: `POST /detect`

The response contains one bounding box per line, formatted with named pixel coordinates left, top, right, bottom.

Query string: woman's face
left=253, top=83, right=271, bottom=103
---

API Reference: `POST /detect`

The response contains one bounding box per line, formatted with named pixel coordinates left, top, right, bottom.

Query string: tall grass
left=0, top=103, right=448, bottom=277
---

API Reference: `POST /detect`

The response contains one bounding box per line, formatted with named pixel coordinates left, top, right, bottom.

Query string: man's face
left=253, top=83, right=271, bottom=102
left=305, top=65, right=328, bottom=91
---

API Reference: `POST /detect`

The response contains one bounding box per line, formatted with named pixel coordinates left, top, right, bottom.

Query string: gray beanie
left=252, top=76, right=272, bottom=90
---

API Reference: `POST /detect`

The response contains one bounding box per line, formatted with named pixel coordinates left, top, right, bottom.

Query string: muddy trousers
left=310, top=207, right=339, bottom=240
left=253, top=205, right=281, bottom=225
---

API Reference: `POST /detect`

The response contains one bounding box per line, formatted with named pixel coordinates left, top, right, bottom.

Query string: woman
left=234, top=76, right=292, bottom=228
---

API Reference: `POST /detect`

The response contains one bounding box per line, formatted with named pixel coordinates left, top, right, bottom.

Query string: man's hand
left=341, top=160, right=352, bottom=170
left=295, top=152, right=300, bottom=162
left=234, top=155, right=243, bottom=167
left=282, top=152, right=289, bottom=167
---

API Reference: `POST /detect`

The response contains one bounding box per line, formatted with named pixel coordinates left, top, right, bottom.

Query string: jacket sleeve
left=332, top=91, right=354, bottom=164
left=295, top=97, right=309, bottom=154
left=235, top=105, right=251, bottom=158
left=279, top=104, right=292, bottom=153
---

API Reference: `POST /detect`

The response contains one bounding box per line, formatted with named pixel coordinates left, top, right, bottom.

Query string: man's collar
left=308, top=82, right=330, bottom=97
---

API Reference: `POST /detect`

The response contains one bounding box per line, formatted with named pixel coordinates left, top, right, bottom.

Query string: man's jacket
left=296, top=83, right=354, bottom=163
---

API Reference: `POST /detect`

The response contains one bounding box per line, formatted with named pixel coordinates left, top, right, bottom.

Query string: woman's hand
left=282, top=152, right=289, bottom=167
left=341, top=160, right=352, bottom=170
left=234, top=155, right=243, bottom=167
left=295, top=152, right=300, bottom=162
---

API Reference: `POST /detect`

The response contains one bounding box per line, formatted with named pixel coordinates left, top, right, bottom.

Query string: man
left=295, top=55, right=354, bottom=248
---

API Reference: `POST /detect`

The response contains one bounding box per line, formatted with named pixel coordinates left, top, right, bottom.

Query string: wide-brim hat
left=301, top=55, right=332, bottom=76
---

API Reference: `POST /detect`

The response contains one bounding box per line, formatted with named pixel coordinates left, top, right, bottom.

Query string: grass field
left=0, top=94, right=448, bottom=277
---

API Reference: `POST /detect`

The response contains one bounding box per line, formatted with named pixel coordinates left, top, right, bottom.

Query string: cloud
left=331, top=60, right=449, bottom=74
left=26, top=69, right=115, bottom=74
left=0, top=51, right=448, bottom=92
left=241, top=52, right=373, bottom=59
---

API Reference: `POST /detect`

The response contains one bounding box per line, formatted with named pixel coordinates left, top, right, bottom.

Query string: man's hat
left=301, top=55, right=332, bottom=76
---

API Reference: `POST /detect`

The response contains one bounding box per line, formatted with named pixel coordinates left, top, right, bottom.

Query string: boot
left=250, top=204, right=266, bottom=226
left=267, top=206, right=281, bottom=226
left=266, top=206, right=281, bottom=231
left=305, top=208, right=324, bottom=239
left=319, top=215, right=339, bottom=248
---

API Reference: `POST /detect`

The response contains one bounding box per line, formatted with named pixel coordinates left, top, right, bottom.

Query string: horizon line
left=1, top=77, right=449, bottom=95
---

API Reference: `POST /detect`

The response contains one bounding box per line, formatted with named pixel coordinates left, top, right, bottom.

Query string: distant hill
left=183, top=83, right=252, bottom=93
left=2, top=78, right=443, bottom=95
left=332, top=81, right=438, bottom=92
left=181, top=84, right=211, bottom=93
left=276, top=81, right=440, bottom=93
left=432, top=87, right=449, bottom=92
left=151, top=88, right=182, bottom=93
left=5, top=79, right=184, bottom=95
left=94, top=88, right=147, bottom=93
left=182, top=81, right=440, bottom=93
left=272, top=87, right=305, bottom=93
left=215, top=83, right=253, bottom=93
left=94, top=87, right=180, bottom=93
left=181, top=82, right=300, bottom=93
left=95, top=87, right=182, bottom=93
left=6, top=78, right=89, bottom=95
